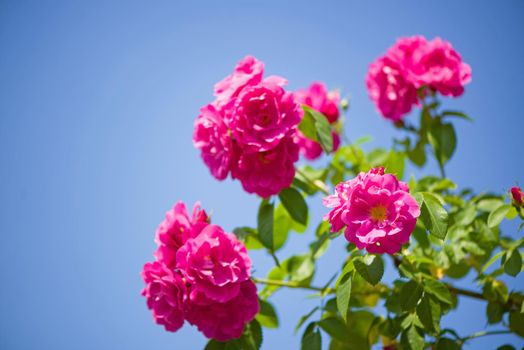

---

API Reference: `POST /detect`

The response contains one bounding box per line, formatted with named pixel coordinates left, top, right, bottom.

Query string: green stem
left=296, top=168, right=330, bottom=195
left=252, top=277, right=332, bottom=293
left=437, top=160, right=446, bottom=178
left=460, top=330, right=513, bottom=343
left=391, top=255, right=522, bottom=309
left=252, top=277, right=388, bottom=297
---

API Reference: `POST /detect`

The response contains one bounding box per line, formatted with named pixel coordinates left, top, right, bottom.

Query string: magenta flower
left=141, top=262, right=188, bottom=333
left=186, top=280, right=259, bottom=342
left=296, top=130, right=340, bottom=160
left=324, top=167, right=420, bottom=254
left=232, top=137, right=299, bottom=198
left=511, top=186, right=524, bottom=207
left=214, top=55, right=264, bottom=104
left=193, top=103, right=233, bottom=180
left=366, top=56, right=418, bottom=121
left=366, top=36, right=471, bottom=121
left=294, top=82, right=340, bottom=124
left=176, top=224, right=252, bottom=303
left=404, top=37, right=472, bottom=97
left=194, top=55, right=301, bottom=197
left=154, top=201, right=208, bottom=269
left=294, top=82, right=342, bottom=159
left=229, top=81, right=302, bottom=152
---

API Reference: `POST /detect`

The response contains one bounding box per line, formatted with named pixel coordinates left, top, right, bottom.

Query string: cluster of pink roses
left=366, top=36, right=471, bottom=121
left=324, top=167, right=420, bottom=254
left=193, top=56, right=302, bottom=198
left=141, top=201, right=259, bottom=341
left=294, top=82, right=341, bottom=160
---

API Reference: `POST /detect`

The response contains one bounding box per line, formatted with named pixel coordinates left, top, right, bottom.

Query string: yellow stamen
left=370, top=205, right=387, bottom=222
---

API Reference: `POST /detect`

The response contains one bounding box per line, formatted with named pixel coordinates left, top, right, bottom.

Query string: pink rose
left=511, top=186, right=524, bottom=207
left=195, top=55, right=301, bottom=197
left=193, top=103, right=233, bottom=180
left=228, top=82, right=302, bottom=152
left=232, top=137, right=299, bottom=198
left=214, top=56, right=264, bottom=104
left=141, top=262, right=188, bottom=332
left=294, top=82, right=342, bottom=160
left=154, top=201, right=208, bottom=269
left=324, top=167, right=420, bottom=254
left=404, top=37, right=471, bottom=97
left=366, top=56, right=418, bottom=121
left=294, top=82, right=341, bottom=124
left=176, top=224, right=252, bottom=303
left=186, top=280, right=259, bottom=342
left=296, top=130, right=340, bottom=160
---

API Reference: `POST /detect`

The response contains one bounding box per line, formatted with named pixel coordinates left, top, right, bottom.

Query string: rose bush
left=143, top=35, right=523, bottom=350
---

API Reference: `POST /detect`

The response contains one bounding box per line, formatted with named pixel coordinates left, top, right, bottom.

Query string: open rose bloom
left=141, top=201, right=259, bottom=341
left=324, top=167, right=420, bottom=254
left=193, top=56, right=302, bottom=197
left=366, top=35, right=471, bottom=121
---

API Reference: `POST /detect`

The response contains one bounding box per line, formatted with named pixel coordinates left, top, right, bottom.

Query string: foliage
left=221, top=90, right=524, bottom=350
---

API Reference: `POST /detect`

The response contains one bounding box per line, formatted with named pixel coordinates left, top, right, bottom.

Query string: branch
left=390, top=255, right=523, bottom=309
left=460, top=329, right=513, bottom=343
left=252, top=277, right=388, bottom=297
left=252, top=277, right=332, bottom=293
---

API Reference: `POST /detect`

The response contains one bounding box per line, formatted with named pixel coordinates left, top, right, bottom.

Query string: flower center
left=370, top=205, right=387, bottom=222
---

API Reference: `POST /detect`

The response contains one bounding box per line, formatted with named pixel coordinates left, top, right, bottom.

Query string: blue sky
left=0, top=1, right=523, bottom=349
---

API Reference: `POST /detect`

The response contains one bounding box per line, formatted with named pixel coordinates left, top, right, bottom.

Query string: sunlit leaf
left=279, top=187, right=308, bottom=225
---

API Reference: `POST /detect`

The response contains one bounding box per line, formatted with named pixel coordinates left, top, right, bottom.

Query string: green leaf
left=205, top=340, right=226, bottom=350
left=509, top=311, right=524, bottom=337
left=481, top=251, right=505, bottom=273
left=259, top=262, right=287, bottom=298
left=257, top=200, right=274, bottom=251
left=336, top=272, right=352, bottom=322
left=436, top=338, right=461, bottom=350
left=233, top=227, right=264, bottom=250
left=298, top=107, right=317, bottom=140
left=385, top=150, right=406, bottom=179
left=400, top=280, right=423, bottom=310
left=279, top=187, right=308, bottom=226
left=353, top=255, right=384, bottom=286
left=256, top=299, right=279, bottom=328
left=287, top=254, right=315, bottom=283
left=424, top=280, right=452, bottom=305
left=303, top=105, right=333, bottom=153
left=496, top=345, right=516, bottom=350
left=318, top=317, right=350, bottom=342
left=441, top=110, right=473, bottom=122
left=454, top=203, right=477, bottom=226
left=486, top=301, right=503, bottom=324
left=488, top=204, right=511, bottom=228
left=301, top=328, right=321, bottom=350
left=428, top=121, right=456, bottom=166
left=273, top=204, right=291, bottom=251
left=408, top=140, right=427, bottom=167
left=239, top=320, right=263, bottom=350
left=294, top=307, right=319, bottom=334
left=504, top=249, right=522, bottom=277
left=401, top=326, right=424, bottom=350
left=416, top=294, right=441, bottom=333
left=414, top=192, right=448, bottom=239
